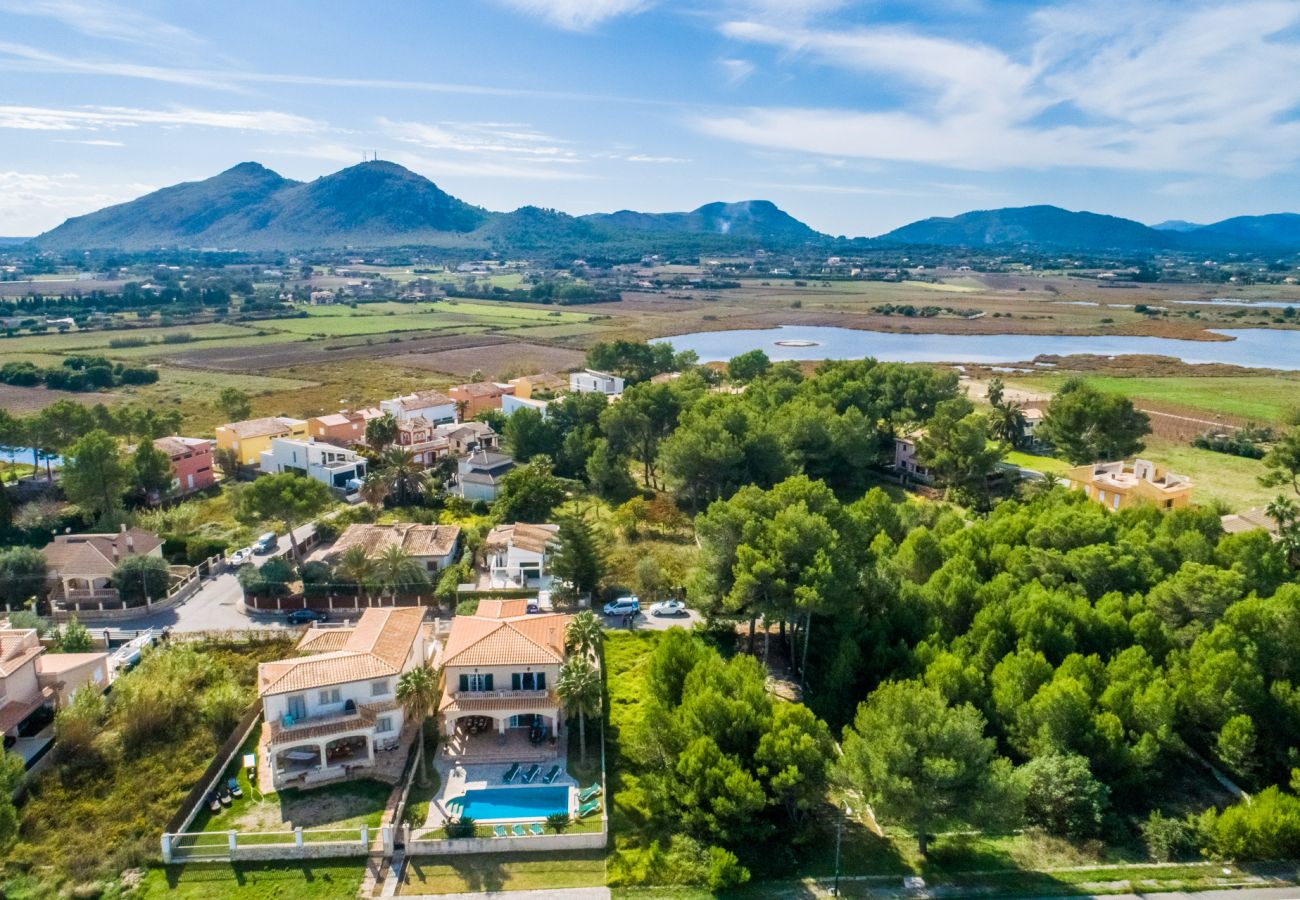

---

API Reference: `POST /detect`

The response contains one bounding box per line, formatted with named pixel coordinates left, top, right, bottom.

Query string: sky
left=2, top=0, right=1300, bottom=238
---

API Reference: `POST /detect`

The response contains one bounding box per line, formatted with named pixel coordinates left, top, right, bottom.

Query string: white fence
left=404, top=824, right=606, bottom=855
left=163, top=825, right=388, bottom=863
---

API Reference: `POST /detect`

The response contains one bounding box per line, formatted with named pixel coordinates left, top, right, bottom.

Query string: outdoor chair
left=578, top=799, right=601, bottom=818
left=502, top=762, right=520, bottom=783
left=512, top=824, right=527, bottom=836
left=493, top=825, right=507, bottom=838
left=577, top=783, right=601, bottom=803
left=520, top=763, right=540, bottom=783
left=541, top=765, right=560, bottom=784
left=529, top=823, right=544, bottom=835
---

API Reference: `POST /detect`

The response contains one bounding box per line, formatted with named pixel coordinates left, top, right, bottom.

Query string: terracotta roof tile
left=484, top=523, right=559, bottom=555
left=323, top=524, right=460, bottom=561
left=258, top=607, right=426, bottom=696
left=220, top=416, right=305, bottom=439
left=441, top=612, right=569, bottom=668
left=41, top=530, right=164, bottom=578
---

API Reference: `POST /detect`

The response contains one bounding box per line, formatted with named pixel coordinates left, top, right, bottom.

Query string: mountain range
left=25, top=161, right=1300, bottom=254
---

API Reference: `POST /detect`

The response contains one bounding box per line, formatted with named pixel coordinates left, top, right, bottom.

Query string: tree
left=915, top=399, right=1007, bottom=507
left=376, top=545, right=428, bottom=598
left=565, top=609, right=604, bottom=662
left=380, top=447, right=425, bottom=506
left=235, top=472, right=333, bottom=565
left=988, top=402, right=1028, bottom=450
left=397, top=664, right=441, bottom=786
left=492, top=457, right=567, bottom=523
left=550, top=514, right=605, bottom=600
left=754, top=702, right=833, bottom=826
left=32, top=400, right=93, bottom=480
left=1265, top=494, right=1300, bottom=565
left=728, top=349, right=771, bottom=384
left=1037, top=380, right=1150, bottom=464
left=216, top=387, right=252, bottom=422
left=601, top=382, right=684, bottom=488
left=0, top=547, right=47, bottom=608
left=365, top=412, right=398, bottom=452
left=359, top=473, right=390, bottom=512
left=1261, top=424, right=1300, bottom=498
left=131, top=438, right=173, bottom=502
left=238, top=556, right=294, bottom=597
left=61, top=429, right=129, bottom=525
left=584, top=438, right=637, bottom=502
left=55, top=616, right=93, bottom=653
left=1015, top=753, right=1109, bottom=838
left=213, top=446, right=240, bottom=476
left=670, top=735, right=768, bottom=844
left=504, top=407, right=559, bottom=461
left=987, top=376, right=1006, bottom=409
left=112, top=554, right=171, bottom=605
left=839, top=681, right=1018, bottom=855
left=557, top=654, right=602, bottom=764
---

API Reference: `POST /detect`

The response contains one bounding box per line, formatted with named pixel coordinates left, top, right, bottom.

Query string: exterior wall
left=260, top=439, right=366, bottom=487
left=406, top=827, right=606, bottom=856
left=502, top=395, right=549, bottom=418
left=448, top=385, right=514, bottom=418
left=308, top=416, right=367, bottom=446
left=0, top=659, right=41, bottom=722
left=1066, top=467, right=1193, bottom=511
left=444, top=662, right=561, bottom=695
left=264, top=676, right=401, bottom=729
left=36, top=653, right=109, bottom=703
left=569, top=371, right=624, bottom=395
left=216, top=422, right=308, bottom=467
left=893, top=438, right=931, bottom=481
left=381, top=397, right=456, bottom=425
left=460, top=480, right=499, bottom=503
left=170, top=445, right=215, bottom=495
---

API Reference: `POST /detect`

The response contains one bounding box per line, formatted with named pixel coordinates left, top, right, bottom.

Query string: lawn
left=399, top=850, right=607, bottom=895
left=1141, top=437, right=1274, bottom=512
left=134, top=861, right=364, bottom=900
left=1007, top=373, right=1300, bottom=424
left=1004, top=450, right=1071, bottom=476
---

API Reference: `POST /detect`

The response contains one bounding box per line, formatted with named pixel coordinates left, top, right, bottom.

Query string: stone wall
left=405, top=824, right=607, bottom=856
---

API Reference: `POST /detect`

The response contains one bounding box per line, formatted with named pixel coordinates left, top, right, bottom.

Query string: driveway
left=602, top=607, right=702, bottom=633
left=86, top=570, right=292, bottom=634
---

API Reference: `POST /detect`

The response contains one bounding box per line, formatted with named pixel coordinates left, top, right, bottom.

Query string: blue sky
left=2, top=0, right=1300, bottom=238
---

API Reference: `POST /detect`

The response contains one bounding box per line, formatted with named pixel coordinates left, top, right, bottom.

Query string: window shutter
left=512, top=673, right=521, bottom=691
left=536, top=672, right=546, bottom=690
left=458, top=674, right=468, bottom=692
left=484, top=674, right=494, bottom=691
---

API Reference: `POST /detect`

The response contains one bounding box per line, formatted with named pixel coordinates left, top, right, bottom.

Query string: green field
left=1004, top=450, right=1071, bottom=475
left=0, top=322, right=257, bottom=353
left=135, top=862, right=364, bottom=900
left=1007, top=374, right=1300, bottom=424
left=400, top=850, right=607, bottom=894
left=1142, top=437, right=1273, bottom=511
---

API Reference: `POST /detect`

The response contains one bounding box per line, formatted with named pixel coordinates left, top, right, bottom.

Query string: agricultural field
left=1004, top=373, right=1300, bottom=425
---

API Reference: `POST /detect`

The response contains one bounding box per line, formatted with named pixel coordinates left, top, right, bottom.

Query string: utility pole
left=833, top=816, right=843, bottom=896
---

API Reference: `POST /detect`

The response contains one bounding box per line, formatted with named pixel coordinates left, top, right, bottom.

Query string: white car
left=602, top=596, right=640, bottom=617
left=649, top=600, right=689, bottom=618
left=228, top=547, right=253, bottom=567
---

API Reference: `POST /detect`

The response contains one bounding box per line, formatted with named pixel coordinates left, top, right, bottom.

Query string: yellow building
left=214, top=416, right=307, bottom=467
left=1066, top=459, right=1192, bottom=511
left=507, top=373, right=567, bottom=400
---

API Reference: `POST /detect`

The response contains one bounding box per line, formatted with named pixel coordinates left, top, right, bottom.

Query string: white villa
left=259, top=437, right=368, bottom=490
left=569, top=369, right=624, bottom=396
left=483, top=523, right=558, bottom=589
left=438, top=599, right=570, bottom=742
left=381, top=389, right=456, bottom=425
left=257, top=607, right=430, bottom=789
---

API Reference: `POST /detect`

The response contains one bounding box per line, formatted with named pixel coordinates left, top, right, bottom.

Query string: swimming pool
left=451, top=785, right=570, bottom=821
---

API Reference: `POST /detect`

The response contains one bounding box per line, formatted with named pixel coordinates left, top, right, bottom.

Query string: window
left=512, top=672, right=546, bottom=691
left=319, top=687, right=341, bottom=705
left=376, top=716, right=394, bottom=734
left=458, top=673, right=492, bottom=692
left=371, top=680, right=389, bottom=697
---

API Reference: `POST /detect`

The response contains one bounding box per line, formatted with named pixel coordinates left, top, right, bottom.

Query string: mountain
left=878, top=205, right=1176, bottom=251
left=581, top=200, right=819, bottom=240
left=1192, top=213, right=1300, bottom=247
left=1151, top=220, right=1204, bottom=232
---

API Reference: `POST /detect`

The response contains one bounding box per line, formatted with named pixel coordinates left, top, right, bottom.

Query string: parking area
left=601, top=607, right=701, bottom=632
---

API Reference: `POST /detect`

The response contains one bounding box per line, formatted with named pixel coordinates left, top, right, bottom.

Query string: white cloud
left=708, top=1, right=1300, bottom=177
left=0, top=0, right=204, bottom=50
left=496, top=0, right=650, bottom=30
left=380, top=119, right=581, bottom=160
left=719, top=58, right=755, bottom=85
left=52, top=138, right=126, bottom=146
left=0, top=171, right=150, bottom=234
left=0, top=104, right=322, bottom=134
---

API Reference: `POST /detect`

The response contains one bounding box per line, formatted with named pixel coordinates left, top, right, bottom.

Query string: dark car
left=286, top=608, right=328, bottom=625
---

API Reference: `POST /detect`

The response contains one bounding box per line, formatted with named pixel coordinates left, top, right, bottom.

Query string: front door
left=287, top=694, right=306, bottom=720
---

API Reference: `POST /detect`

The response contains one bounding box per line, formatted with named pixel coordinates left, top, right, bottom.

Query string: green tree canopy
left=235, top=472, right=333, bottom=564
left=61, top=429, right=129, bottom=525
left=112, top=554, right=171, bottom=605
left=492, top=456, right=567, bottom=523
left=1038, top=379, right=1151, bottom=465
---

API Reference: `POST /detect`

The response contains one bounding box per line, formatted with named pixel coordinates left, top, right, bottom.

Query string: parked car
left=649, top=599, right=689, bottom=618
left=602, top=596, right=640, bottom=617
left=227, top=547, right=253, bottom=567
left=252, top=532, right=278, bottom=554
left=286, top=608, right=328, bottom=625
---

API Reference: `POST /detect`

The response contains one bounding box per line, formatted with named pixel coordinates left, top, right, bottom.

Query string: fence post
left=361, top=824, right=370, bottom=848
left=295, top=826, right=304, bottom=849
left=382, top=824, right=392, bottom=854
left=160, top=833, right=173, bottom=864
left=228, top=830, right=237, bottom=852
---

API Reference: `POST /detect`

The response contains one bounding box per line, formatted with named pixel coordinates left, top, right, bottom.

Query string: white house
left=259, top=437, right=367, bottom=490
left=502, top=394, right=550, bottom=418
left=381, top=389, right=456, bottom=425
left=569, top=369, right=624, bottom=396
left=483, top=523, right=559, bottom=588
left=257, top=607, right=429, bottom=789
left=314, top=523, right=461, bottom=575
left=893, top=431, right=932, bottom=483
left=455, top=450, right=516, bottom=502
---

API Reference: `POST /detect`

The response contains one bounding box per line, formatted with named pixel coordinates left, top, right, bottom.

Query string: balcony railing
left=269, top=704, right=378, bottom=742
left=452, top=689, right=551, bottom=701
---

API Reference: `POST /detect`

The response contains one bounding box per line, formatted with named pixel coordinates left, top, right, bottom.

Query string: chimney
left=111, top=544, right=120, bottom=563
left=126, top=534, right=135, bottom=553
left=120, top=523, right=127, bottom=533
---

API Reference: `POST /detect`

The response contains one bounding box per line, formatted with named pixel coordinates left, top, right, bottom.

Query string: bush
left=443, top=815, right=476, bottom=838
left=1197, top=786, right=1300, bottom=860
left=200, top=681, right=249, bottom=741
left=112, top=555, right=171, bottom=606
left=1141, top=811, right=1197, bottom=863
left=707, top=845, right=751, bottom=892
left=184, top=535, right=229, bottom=565
left=546, top=811, right=571, bottom=833
left=1016, top=753, right=1109, bottom=838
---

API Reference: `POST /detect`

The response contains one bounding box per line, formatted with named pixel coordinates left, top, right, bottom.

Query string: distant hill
left=30, top=162, right=824, bottom=252
left=0, top=237, right=32, bottom=246
left=1191, top=213, right=1300, bottom=247
left=877, top=205, right=1178, bottom=251
left=581, top=200, right=819, bottom=240
left=1151, top=220, right=1204, bottom=232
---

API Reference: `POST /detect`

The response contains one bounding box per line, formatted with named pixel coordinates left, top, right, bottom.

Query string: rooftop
left=440, top=606, right=570, bottom=676
left=153, top=436, right=212, bottom=457
left=42, top=529, right=164, bottom=577
left=390, top=389, right=453, bottom=411
left=451, top=381, right=513, bottom=398
left=322, top=522, right=461, bottom=561
left=257, top=606, right=426, bottom=696
left=484, top=523, right=559, bottom=555
left=219, top=416, right=306, bottom=439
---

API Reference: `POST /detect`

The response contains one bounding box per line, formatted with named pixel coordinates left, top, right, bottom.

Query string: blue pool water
left=453, top=785, right=569, bottom=820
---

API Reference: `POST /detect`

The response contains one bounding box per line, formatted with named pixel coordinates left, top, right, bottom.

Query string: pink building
left=154, top=436, right=216, bottom=497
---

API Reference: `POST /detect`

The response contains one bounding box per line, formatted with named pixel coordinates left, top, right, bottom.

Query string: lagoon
left=655, top=325, right=1300, bottom=370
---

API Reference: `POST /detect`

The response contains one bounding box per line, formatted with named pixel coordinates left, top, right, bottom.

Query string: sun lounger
left=493, top=825, right=507, bottom=838
left=502, top=762, right=520, bottom=783
left=578, top=799, right=601, bottom=818
left=512, top=824, right=527, bottom=836
left=541, top=765, right=561, bottom=784
left=529, top=823, right=544, bottom=835
left=577, top=784, right=602, bottom=803
left=520, top=764, right=541, bottom=783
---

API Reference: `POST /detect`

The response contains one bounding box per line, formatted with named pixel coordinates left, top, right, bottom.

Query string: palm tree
left=382, top=447, right=425, bottom=506
left=988, top=403, right=1028, bottom=449
left=1266, top=494, right=1298, bottom=529
left=565, top=609, right=604, bottom=664
left=376, top=544, right=429, bottom=599
left=396, top=664, right=441, bottom=786
left=556, top=655, right=602, bottom=765
left=335, top=546, right=377, bottom=598
left=359, top=474, right=389, bottom=512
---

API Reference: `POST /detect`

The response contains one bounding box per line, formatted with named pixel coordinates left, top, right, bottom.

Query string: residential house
left=455, top=449, right=516, bottom=503
left=394, top=416, right=448, bottom=467
left=448, top=381, right=515, bottom=418
left=893, top=431, right=932, bottom=483
left=308, top=408, right=381, bottom=447
left=152, top=436, right=216, bottom=497
left=508, top=373, right=567, bottom=400
left=438, top=599, right=570, bottom=740
left=569, top=369, right=624, bottom=396
left=0, top=627, right=109, bottom=753
left=1021, top=407, right=1045, bottom=448
left=380, top=389, right=456, bottom=425
left=440, top=421, right=498, bottom=456
left=1220, top=508, right=1281, bottom=536
left=483, top=523, right=559, bottom=588
left=502, top=394, right=550, bottom=418
left=1066, top=459, right=1192, bottom=511
left=215, top=416, right=308, bottom=467
left=259, top=437, right=367, bottom=490
left=40, top=528, right=165, bottom=606
left=257, top=607, right=430, bottom=789
left=315, top=523, right=461, bottom=576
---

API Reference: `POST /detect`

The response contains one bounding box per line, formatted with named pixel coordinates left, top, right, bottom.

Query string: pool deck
left=426, top=756, right=577, bottom=828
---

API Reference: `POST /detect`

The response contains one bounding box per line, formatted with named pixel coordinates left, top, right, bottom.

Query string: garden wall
left=404, top=825, right=606, bottom=856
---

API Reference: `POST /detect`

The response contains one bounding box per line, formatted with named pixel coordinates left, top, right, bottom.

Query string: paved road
left=400, top=889, right=608, bottom=900
left=602, top=607, right=702, bottom=633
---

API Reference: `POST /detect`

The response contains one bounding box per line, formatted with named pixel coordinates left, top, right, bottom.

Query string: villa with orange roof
left=257, top=607, right=430, bottom=789
left=438, top=599, right=570, bottom=745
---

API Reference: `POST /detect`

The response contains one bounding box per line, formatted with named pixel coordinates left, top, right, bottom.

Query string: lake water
left=655, top=325, right=1300, bottom=370
left=1172, top=299, right=1299, bottom=309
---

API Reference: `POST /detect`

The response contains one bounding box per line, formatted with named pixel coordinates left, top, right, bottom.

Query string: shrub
left=200, top=681, right=249, bottom=741
left=443, top=815, right=476, bottom=839
left=53, top=686, right=107, bottom=766
left=1015, top=753, right=1109, bottom=838
left=545, top=811, right=571, bottom=833
left=1197, top=786, right=1300, bottom=860
left=185, top=535, right=229, bottom=565
left=112, top=555, right=171, bottom=606
left=707, top=845, right=751, bottom=892
left=1141, top=811, right=1197, bottom=863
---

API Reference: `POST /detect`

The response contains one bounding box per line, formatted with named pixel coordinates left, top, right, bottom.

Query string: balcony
left=269, top=704, right=379, bottom=743
left=452, top=688, right=550, bottom=702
